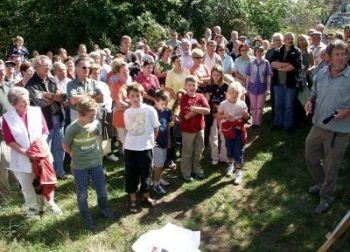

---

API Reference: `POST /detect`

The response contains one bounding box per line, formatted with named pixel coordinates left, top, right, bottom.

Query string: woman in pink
left=245, top=46, right=272, bottom=129
left=135, top=55, right=160, bottom=105
left=2, top=87, right=62, bottom=218
left=190, top=48, right=210, bottom=93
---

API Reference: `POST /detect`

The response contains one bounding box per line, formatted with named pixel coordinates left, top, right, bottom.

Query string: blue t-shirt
left=156, top=108, right=172, bottom=148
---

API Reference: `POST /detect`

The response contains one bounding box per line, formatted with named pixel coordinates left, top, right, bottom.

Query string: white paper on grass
left=132, top=222, right=201, bottom=252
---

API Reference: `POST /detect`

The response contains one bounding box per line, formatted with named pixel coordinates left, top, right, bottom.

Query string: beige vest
left=3, top=106, right=43, bottom=173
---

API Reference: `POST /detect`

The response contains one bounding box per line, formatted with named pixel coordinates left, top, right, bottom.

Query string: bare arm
left=62, top=142, right=72, bottom=157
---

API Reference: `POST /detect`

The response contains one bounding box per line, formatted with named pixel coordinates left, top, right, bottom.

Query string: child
left=11, top=36, right=29, bottom=57
left=205, top=65, right=229, bottom=165
left=217, top=82, right=249, bottom=183
left=123, top=83, right=160, bottom=213
left=180, top=76, right=210, bottom=182
left=153, top=90, right=172, bottom=194
left=63, top=96, right=113, bottom=230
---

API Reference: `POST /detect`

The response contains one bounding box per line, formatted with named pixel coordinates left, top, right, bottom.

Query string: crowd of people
left=0, top=23, right=349, bottom=230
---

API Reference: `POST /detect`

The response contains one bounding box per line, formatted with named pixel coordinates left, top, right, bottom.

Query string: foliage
left=0, top=0, right=342, bottom=58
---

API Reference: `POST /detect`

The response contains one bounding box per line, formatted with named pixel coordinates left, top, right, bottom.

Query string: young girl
left=205, top=65, right=228, bottom=165
left=245, top=45, right=272, bottom=129
left=217, top=82, right=249, bottom=182
left=180, top=76, right=210, bottom=182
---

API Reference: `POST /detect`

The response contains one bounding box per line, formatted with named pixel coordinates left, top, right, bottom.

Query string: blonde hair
left=226, top=81, right=245, bottom=99
left=76, top=95, right=99, bottom=116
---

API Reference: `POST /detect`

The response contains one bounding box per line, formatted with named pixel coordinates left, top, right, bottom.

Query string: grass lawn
left=0, top=108, right=349, bottom=251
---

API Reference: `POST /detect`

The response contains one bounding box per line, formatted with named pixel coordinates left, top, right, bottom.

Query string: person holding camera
left=304, top=40, right=350, bottom=214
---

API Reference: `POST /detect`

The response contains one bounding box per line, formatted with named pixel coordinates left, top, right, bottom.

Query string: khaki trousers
left=181, top=130, right=205, bottom=178
left=305, top=126, right=349, bottom=203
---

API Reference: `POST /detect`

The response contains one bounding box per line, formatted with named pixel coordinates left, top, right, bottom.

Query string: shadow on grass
left=230, top=111, right=350, bottom=251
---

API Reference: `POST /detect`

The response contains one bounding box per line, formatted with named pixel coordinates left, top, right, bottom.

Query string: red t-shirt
left=180, top=93, right=209, bottom=133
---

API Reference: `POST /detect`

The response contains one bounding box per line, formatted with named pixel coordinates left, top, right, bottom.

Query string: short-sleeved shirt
left=311, top=65, right=350, bottom=133
left=124, top=103, right=160, bottom=151
left=233, top=56, right=253, bottom=79
left=63, top=119, right=102, bottom=169
left=66, top=78, right=102, bottom=111
left=246, top=59, right=272, bottom=95
left=155, top=108, right=172, bottom=148
left=205, top=83, right=228, bottom=114
left=218, top=99, right=248, bottom=122
left=180, top=93, right=210, bottom=133
left=165, top=69, right=190, bottom=94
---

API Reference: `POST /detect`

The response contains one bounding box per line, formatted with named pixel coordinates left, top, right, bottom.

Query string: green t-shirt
left=63, top=119, right=102, bottom=169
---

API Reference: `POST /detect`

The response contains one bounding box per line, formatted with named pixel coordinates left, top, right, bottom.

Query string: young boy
left=123, top=83, right=160, bottom=213
left=63, top=96, right=113, bottom=230
left=180, top=76, right=210, bottom=182
left=217, top=82, right=249, bottom=184
left=153, top=90, right=172, bottom=194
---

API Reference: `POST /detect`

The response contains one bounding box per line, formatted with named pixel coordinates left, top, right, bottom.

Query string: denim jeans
left=273, top=85, right=296, bottom=128
left=73, top=164, right=108, bottom=219
left=47, top=115, right=65, bottom=177
left=225, top=129, right=243, bottom=165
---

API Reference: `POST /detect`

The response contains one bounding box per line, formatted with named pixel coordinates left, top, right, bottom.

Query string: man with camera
left=304, top=40, right=350, bottom=214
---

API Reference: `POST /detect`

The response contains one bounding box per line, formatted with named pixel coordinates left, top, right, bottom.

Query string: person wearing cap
left=310, top=30, right=326, bottom=66
left=270, top=32, right=302, bottom=134
left=135, top=55, right=160, bottom=105
left=304, top=39, right=350, bottom=214
left=190, top=48, right=210, bottom=92
left=245, top=45, right=272, bottom=129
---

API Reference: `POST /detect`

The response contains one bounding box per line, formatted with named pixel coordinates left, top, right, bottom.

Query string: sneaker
left=226, top=164, right=235, bottom=177
left=308, top=185, right=320, bottom=196
left=194, top=172, right=205, bottom=180
left=48, top=203, right=63, bottom=215
left=100, top=209, right=114, bottom=219
left=26, top=208, right=39, bottom=219
left=234, top=170, right=243, bottom=185
left=154, top=183, right=166, bottom=194
left=212, top=160, right=219, bottom=165
left=314, top=200, right=331, bottom=214
left=183, top=176, right=193, bottom=183
left=159, top=178, right=170, bottom=186
left=107, top=154, right=119, bottom=162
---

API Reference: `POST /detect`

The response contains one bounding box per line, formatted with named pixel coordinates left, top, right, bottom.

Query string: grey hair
left=32, top=55, right=51, bottom=70
left=272, top=33, right=284, bottom=41
left=52, top=61, right=66, bottom=72
left=326, top=39, right=348, bottom=56
left=8, top=86, right=29, bottom=105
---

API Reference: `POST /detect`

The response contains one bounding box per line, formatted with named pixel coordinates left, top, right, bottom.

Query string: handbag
left=100, top=123, right=111, bottom=157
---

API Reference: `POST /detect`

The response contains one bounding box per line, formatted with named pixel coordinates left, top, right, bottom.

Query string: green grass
left=0, top=108, right=350, bottom=251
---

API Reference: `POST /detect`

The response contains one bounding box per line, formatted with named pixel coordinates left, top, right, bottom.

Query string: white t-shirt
left=218, top=99, right=247, bottom=121
left=96, top=81, right=113, bottom=112
left=124, top=103, right=160, bottom=151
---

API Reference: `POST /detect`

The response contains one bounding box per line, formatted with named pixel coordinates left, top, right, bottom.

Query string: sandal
left=142, top=197, right=157, bottom=207
left=127, top=201, right=139, bottom=214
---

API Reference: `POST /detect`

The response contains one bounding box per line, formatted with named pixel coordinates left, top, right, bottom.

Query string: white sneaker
left=159, top=178, right=170, bottom=186
left=226, top=164, right=234, bottom=177
left=48, top=203, right=63, bottom=215
left=212, top=160, right=219, bottom=165
left=234, top=170, right=243, bottom=184
left=107, top=154, right=119, bottom=162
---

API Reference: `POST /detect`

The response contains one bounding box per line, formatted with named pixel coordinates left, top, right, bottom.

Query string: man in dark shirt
left=26, top=55, right=67, bottom=179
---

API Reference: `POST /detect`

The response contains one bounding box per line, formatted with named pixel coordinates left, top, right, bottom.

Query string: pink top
left=3, top=111, right=49, bottom=144
left=135, top=72, right=160, bottom=93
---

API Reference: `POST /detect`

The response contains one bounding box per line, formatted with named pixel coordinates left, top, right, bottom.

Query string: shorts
left=154, top=146, right=167, bottom=167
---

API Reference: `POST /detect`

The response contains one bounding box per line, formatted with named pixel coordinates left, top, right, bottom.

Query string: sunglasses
left=81, top=66, right=90, bottom=70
